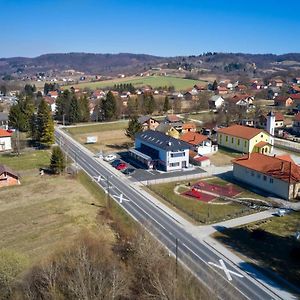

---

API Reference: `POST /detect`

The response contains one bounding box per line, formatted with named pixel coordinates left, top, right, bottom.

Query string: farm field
left=213, top=212, right=300, bottom=288
left=65, top=121, right=132, bottom=153
left=62, top=75, right=207, bottom=91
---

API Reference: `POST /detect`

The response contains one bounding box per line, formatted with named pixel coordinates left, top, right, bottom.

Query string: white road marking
left=113, top=193, right=130, bottom=203
left=208, top=259, right=244, bottom=281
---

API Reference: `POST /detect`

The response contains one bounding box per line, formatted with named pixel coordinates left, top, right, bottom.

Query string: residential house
left=216, top=86, right=228, bottom=95
left=182, top=123, right=197, bottom=134
left=235, top=84, right=247, bottom=92
left=232, top=153, right=300, bottom=200
left=240, top=119, right=255, bottom=127
left=228, top=94, right=254, bottom=109
left=138, top=116, right=160, bottom=131
left=189, top=151, right=211, bottom=167
left=293, top=113, right=300, bottom=134
left=0, top=129, right=12, bottom=151
left=256, top=112, right=284, bottom=129
left=180, top=132, right=218, bottom=156
left=156, top=124, right=180, bottom=139
left=92, top=90, right=105, bottom=99
left=0, top=113, right=9, bottom=130
left=133, top=130, right=191, bottom=171
left=184, top=91, right=193, bottom=101
left=289, top=84, right=300, bottom=94
left=209, top=95, right=225, bottom=110
left=0, top=165, right=20, bottom=188
left=163, top=115, right=183, bottom=132
left=47, top=91, right=58, bottom=99
left=217, top=124, right=273, bottom=154
left=271, top=79, right=284, bottom=87
left=274, top=95, right=294, bottom=107
left=193, top=84, right=206, bottom=92
left=251, top=80, right=264, bottom=90
left=44, top=96, right=56, bottom=114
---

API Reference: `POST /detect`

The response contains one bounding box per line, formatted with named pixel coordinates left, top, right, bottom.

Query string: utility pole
left=106, top=175, right=110, bottom=209
left=175, top=238, right=178, bottom=279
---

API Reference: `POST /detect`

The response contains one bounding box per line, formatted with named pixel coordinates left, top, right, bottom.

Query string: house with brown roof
left=293, top=113, right=300, bottom=135
left=182, top=123, right=196, bottom=134
left=228, top=94, right=254, bottom=108
left=0, top=165, right=20, bottom=188
left=256, top=112, right=284, bottom=129
left=232, top=153, right=300, bottom=200
left=216, top=86, right=228, bottom=95
left=274, top=95, right=294, bottom=107
left=217, top=124, right=273, bottom=154
left=0, top=129, right=12, bottom=151
left=163, top=115, right=183, bottom=132
left=138, top=116, right=160, bottom=131
left=181, top=132, right=218, bottom=155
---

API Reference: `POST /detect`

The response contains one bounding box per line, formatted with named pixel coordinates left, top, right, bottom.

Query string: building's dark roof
left=137, top=115, right=158, bottom=125
left=136, top=130, right=191, bottom=151
left=0, top=165, right=19, bottom=178
left=155, top=123, right=172, bottom=133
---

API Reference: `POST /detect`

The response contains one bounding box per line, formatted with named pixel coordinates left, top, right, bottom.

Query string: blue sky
left=0, top=0, right=299, bottom=58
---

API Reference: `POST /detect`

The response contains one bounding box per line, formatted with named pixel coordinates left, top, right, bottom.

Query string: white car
left=103, top=154, right=117, bottom=162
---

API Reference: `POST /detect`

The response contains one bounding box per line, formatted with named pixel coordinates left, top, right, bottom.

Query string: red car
left=116, top=163, right=127, bottom=170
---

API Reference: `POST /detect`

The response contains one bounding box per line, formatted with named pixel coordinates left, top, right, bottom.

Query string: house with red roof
left=274, top=95, right=294, bottom=107
left=293, top=112, right=300, bottom=135
left=182, top=123, right=196, bottom=134
left=180, top=132, right=218, bottom=155
left=0, top=165, right=20, bottom=188
left=217, top=124, right=273, bottom=154
left=232, top=153, right=300, bottom=200
left=256, top=112, right=284, bottom=129
left=0, top=129, right=12, bottom=151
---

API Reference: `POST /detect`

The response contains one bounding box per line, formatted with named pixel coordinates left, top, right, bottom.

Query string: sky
left=0, top=0, right=299, bottom=58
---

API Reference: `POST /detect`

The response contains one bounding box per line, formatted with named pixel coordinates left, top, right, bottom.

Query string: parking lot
left=102, top=151, right=206, bottom=183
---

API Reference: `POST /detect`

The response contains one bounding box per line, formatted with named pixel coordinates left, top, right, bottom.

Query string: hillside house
left=138, top=116, right=160, bottom=131
left=182, top=123, right=197, bottom=134
left=256, top=112, right=284, bottom=129
left=47, top=91, right=58, bottom=99
left=0, top=129, right=12, bottom=151
left=134, top=130, right=191, bottom=171
left=156, top=124, right=180, bottom=139
left=217, top=124, right=273, bottom=154
left=274, top=96, right=294, bottom=107
left=209, top=95, right=224, bottom=110
left=216, top=86, right=228, bottom=95
left=232, top=153, right=300, bottom=200
left=0, top=165, right=20, bottom=188
left=163, top=115, right=183, bottom=132
left=180, top=132, right=218, bottom=156
left=235, top=84, right=248, bottom=92
left=271, top=79, right=284, bottom=87
left=228, top=94, right=254, bottom=109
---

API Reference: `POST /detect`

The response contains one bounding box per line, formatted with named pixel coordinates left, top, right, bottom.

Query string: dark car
left=122, top=168, right=135, bottom=175
left=111, top=159, right=122, bottom=168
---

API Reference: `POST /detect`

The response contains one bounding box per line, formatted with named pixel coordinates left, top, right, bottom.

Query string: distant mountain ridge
left=1, top=52, right=300, bottom=77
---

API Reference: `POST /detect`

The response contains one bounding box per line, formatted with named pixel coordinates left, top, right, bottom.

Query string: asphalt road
left=55, top=128, right=281, bottom=300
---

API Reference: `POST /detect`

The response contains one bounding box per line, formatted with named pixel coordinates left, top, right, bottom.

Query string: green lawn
left=149, top=181, right=253, bottom=224
left=65, top=121, right=128, bottom=135
left=63, top=76, right=206, bottom=91
left=0, top=150, right=51, bottom=171
left=214, top=212, right=300, bottom=288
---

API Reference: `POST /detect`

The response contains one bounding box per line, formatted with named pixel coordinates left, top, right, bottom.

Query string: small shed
left=0, top=165, right=20, bottom=188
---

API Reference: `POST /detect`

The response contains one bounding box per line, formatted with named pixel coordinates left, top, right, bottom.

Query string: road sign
left=208, top=259, right=243, bottom=281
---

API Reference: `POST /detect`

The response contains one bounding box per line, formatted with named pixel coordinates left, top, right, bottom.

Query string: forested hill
left=1, top=52, right=300, bottom=76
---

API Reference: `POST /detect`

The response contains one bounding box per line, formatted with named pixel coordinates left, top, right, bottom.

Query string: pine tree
left=37, top=99, right=55, bottom=147
left=127, top=97, right=139, bottom=116
left=163, top=96, right=170, bottom=113
left=143, top=94, right=156, bottom=114
left=212, top=80, right=218, bottom=91
left=102, top=91, right=117, bottom=120
left=69, top=95, right=79, bottom=124
left=50, top=146, right=66, bottom=174
left=125, top=116, right=143, bottom=139
left=78, top=95, right=90, bottom=122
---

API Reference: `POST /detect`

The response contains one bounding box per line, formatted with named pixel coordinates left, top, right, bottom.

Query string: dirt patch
left=210, top=151, right=234, bottom=166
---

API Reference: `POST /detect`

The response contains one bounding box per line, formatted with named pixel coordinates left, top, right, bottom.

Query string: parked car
left=104, top=154, right=117, bottom=162
left=111, top=159, right=122, bottom=168
left=116, top=163, right=127, bottom=170
left=122, top=168, right=135, bottom=175
left=274, top=209, right=286, bottom=217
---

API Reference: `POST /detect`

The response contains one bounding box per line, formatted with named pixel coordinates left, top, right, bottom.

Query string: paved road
left=55, top=127, right=283, bottom=300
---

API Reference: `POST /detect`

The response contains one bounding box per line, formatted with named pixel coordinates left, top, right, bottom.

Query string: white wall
left=0, top=137, right=12, bottom=151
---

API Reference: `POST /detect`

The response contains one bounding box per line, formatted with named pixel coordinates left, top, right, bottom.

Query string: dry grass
left=0, top=173, right=114, bottom=263
left=210, top=151, right=235, bottom=166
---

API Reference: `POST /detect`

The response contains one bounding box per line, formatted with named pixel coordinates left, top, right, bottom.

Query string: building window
left=251, top=171, right=254, bottom=176
left=261, top=134, right=263, bottom=138
left=237, top=139, right=240, bottom=146
left=169, top=162, right=180, bottom=167
left=244, top=140, right=247, bottom=147
left=257, top=173, right=261, bottom=178
left=226, top=136, right=228, bottom=142
left=263, top=175, right=267, bottom=181
left=231, top=137, right=234, bottom=143
left=270, top=178, right=274, bottom=183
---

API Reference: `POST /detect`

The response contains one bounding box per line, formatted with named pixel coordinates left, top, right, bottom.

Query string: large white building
left=133, top=130, right=191, bottom=171
left=232, top=153, right=300, bottom=200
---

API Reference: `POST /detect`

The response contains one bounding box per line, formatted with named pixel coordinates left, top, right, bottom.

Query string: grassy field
left=149, top=180, right=254, bottom=224
left=213, top=212, right=300, bottom=288
left=188, top=112, right=215, bottom=123
left=62, top=75, right=206, bottom=91
left=0, top=150, right=51, bottom=171
left=66, top=121, right=132, bottom=153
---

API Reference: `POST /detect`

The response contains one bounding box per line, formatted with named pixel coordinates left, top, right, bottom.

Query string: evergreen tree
left=143, top=94, right=156, bottom=115
left=36, top=99, right=55, bottom=146
left=127, top=97, right=139, bottom=116
left=102, top=91, right=117, bottom=120
left=55, top=90, right=72, bottom=123
left=163, top=96, right=170, bottom=113
left=78, top=95, right=90, bottom=122
left=69, top=95, right=80, bottom=124
left=211, top=80, right=218, bottom=91
left=125, top=116, right=143, bottom=139
left=50, top=146, right=66, bottom=174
